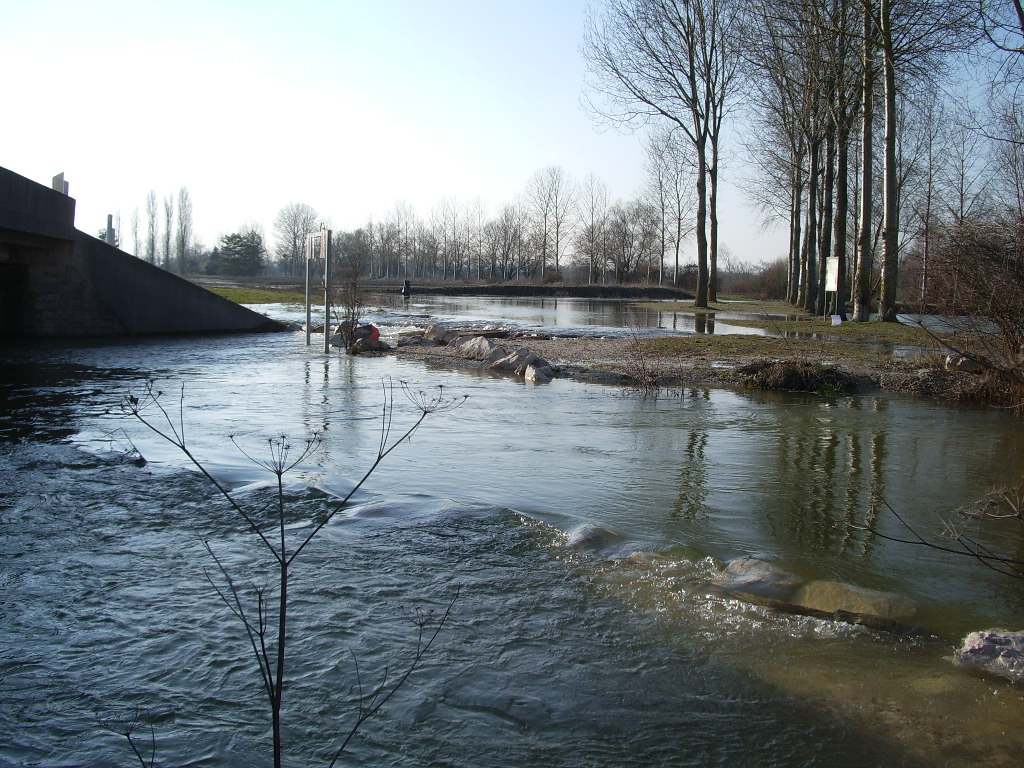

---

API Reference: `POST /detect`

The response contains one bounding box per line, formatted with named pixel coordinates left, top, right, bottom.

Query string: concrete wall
left=0, top=166, right=287, bottom=337
left=72, top=232, right=286, bottom=336
left=0, top=166, right=76, bottom=241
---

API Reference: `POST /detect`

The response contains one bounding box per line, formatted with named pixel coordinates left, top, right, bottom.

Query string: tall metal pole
left=322, top=227, right=332, bottom=354
left=304, top=234, right=312, bottom=346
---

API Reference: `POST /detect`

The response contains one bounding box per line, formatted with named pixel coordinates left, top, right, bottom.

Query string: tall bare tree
left=273, top=203, right=319, bottom=277
left=130, top=206, right=140, bottom=259
left=645, top=127, right=697, bottom=285
left=575, top=174, right=611, bottom=283
left=585, top=0, right=739, bottom=305
left=874, top=0, right=976, bottom=320
left=162, top=195, right=174, bottom=271
left=145, top=191, right=157, bottom=265
left=526, top=167, right=574, bottom=277
left=175, top=187, right=193, bottom=274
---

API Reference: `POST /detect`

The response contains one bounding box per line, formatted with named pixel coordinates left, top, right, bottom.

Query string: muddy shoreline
left=391, top=331, right=984, bottom=404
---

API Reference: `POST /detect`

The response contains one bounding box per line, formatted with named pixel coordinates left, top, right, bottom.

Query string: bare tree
left=526, top=167, right=560, bottom=277
left=993, top=101, right=1024, bottom=215
left=162, top=195, right=174, bottom=271
left=645, top=127, right=696, bottom=285
left=145, top=191, right=157, bottom=265
left=175, top=187, right=193, bottom=274
left=584, top=0, right=740, bottom=305
left=393, top=200, right=417, bottom=279
left=487, top=202, right=528, bottom=280
left=575, top=174, right=611, bottom=284
left=273, top=203, right=319, bottom=277
left=130, top=206, right=140, bottom=259
left=607, top=198, right=659, bottom=281
left=875, top=0, right=977, bottom=320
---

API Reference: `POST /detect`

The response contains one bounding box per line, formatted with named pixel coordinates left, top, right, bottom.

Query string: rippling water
left=3, top=300, right=1024, bottom=767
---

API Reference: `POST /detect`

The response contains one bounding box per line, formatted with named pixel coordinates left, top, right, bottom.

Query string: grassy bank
left=637, top=298, right=944, bottom=348
left=637, top=334, right=937, bottom=368
left=204, top=286, right=310, bottom=304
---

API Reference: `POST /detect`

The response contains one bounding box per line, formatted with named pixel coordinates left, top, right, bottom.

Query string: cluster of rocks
left=398, top=323, right=559, bottom=382
left=328, top=323, right=392, bottom=355
left=714, top=556, right=1024, bottom=685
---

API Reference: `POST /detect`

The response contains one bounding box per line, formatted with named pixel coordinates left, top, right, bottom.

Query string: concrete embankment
left=1, top=165, right=286, bottom=337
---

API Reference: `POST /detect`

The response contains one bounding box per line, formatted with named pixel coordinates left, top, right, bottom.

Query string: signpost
left=825, top=256, right=840, bottom=319
left=304, top=225, right=332, bottom=352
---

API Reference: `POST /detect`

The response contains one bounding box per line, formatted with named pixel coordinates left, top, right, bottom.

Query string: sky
left=2, top=0, right=788, bottom=264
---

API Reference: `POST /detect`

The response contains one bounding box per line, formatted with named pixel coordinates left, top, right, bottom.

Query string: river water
left=3, top=296, right=1024, bottom=767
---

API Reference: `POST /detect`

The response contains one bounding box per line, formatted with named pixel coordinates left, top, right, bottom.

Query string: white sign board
left=825, top=257, right=840, bottom=293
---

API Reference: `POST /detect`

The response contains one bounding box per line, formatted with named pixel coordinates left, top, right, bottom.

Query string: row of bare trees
left=737, top=0, right=982, bottom=321
left=269, top=158, right=698, bottom=285
left=583, top=0, right=1024, bottom=318
left=120, top=1, right=1024, bottom=309
left=125, top=187, right=197, bottom=274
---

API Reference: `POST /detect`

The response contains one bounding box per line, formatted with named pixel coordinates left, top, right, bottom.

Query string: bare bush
left=116, top=380, right=465, bottom=766
left=928, top=216, right=1024, bottom=406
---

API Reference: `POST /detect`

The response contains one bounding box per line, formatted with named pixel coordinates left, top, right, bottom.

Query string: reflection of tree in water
left=672, top=425, right=711, bottom=519
left=693, top=313, right=715, bottom=334
left=769, top=400, right=886, bottom=557
left=660, top=388, right=714, bottom=520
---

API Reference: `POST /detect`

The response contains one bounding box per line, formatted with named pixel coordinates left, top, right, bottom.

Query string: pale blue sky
left=3, top=0, right=786, bottom=262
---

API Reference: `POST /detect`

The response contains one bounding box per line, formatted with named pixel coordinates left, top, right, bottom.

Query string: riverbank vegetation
left=205, top=286, right=309, bottom=305
left=638, top=298, right=945, bottom=346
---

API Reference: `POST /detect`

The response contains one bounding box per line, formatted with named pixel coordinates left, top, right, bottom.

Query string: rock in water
left=715, top=556, right=805, bottom=601
left=424, top=324, right=455, bottom=345
left=451, top=335, right=508, bottom=363
left=564, top=524, right=618, bottom=551
left=491, top=349, right=551, bottom=373
left=955, top=629, right=1024, bottom=683
left=791, top=580, right=917, bottom=621
left=523, top=364, right=552, bottom=383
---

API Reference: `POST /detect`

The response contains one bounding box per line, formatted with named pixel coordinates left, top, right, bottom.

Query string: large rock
left=451, top=335, right=508, bottom=363
left=424, top=323, right=456, bottom=345
left=346, top=337, right=391, bottom=355
left=523, top=363, right=552, bottom=383
left=715, top=556, right=804, bottom=602
left=396, top=334, right=429, bottom=347
left=491, top=348, right=551, bottom=374
left=955, top=629, right=1024, bottom=683
left=713, top=557, right=917, bottom=629
left=791, top=580, right=917, bottom=621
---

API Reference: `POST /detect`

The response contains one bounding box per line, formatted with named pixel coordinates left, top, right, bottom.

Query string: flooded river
left=2, top=296, right=1023, bottom=767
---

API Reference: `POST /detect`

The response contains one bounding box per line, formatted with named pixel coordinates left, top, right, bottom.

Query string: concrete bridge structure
left=0, top=166, right=286, bottom=337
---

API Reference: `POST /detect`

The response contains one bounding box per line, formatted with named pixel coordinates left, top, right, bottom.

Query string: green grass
left=636, top=298, right=946, bottom=347
left=638, top=333, right=938, bottom=368
left=637, top=298, right=796, bottom=316
left=205, top=287, right=311, bottom=304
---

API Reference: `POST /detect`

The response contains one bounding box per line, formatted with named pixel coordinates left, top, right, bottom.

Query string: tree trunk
left=834, top=123, right=851, bottom=319
left=708, top=145, right=720, bottom=302
left=802, top=138, right=820, bottom=313
left=817, top=125, right=836, bottom=316
left=853, top=0, right=875, bottom=322
left=788, top=162, right=803, bottom=305
left=878, top=0, right=900, bottom=322
left=695, top=138, right=710, bottom=308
